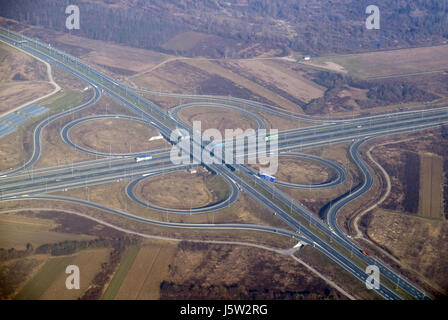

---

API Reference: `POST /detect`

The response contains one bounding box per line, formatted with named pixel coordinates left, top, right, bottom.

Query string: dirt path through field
left=0, top=40, right=61, bottom=118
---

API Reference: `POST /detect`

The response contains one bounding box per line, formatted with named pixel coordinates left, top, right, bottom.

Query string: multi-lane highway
left=1, top=28, right=446, bottom=299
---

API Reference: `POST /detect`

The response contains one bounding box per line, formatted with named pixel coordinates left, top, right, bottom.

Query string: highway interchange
left=1, top=28, right=447, bottom=300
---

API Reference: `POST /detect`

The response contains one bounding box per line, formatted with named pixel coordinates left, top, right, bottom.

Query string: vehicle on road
left=259, top=173, right=276, bottom=182
left=265, top=134, right=279, bottom=142
left=135, top=155, right=153, bottom=162
left=361, top=250, right=370, bottom=257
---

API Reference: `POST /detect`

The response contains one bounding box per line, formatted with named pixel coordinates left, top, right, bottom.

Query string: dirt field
left=53, top=34, right=168, bottom=77
left=0, top=213, right=94, bottom=250
left=301, top=60, right=347, bottom=73
left=219, top=59, right=325, bottom=103
left=310, top=45, right=448, bottom=79
left=419, top=153, right=444, bottom=219
left=114, top=240, right=178, bottom=299
left=0, top=81, right=54, bottom=115
left=132, top=60, right=277, bottom=111
left=131, top=60, right=207, bottom=94
left=178, top=105, right=259, bottom=135
left=134, top=171, right=228, bottom=210
left=69, top=118, right=169, bottom=154
left=184, top=59, right=303, bottom=113
left=0, top=42, right=53, bottom=115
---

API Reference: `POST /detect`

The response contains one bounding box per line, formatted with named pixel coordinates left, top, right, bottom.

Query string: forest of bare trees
left=1, top=0, right=447, bottom=58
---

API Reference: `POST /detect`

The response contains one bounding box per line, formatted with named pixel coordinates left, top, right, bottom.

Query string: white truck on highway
left=135, top=155, right=153, bottom=162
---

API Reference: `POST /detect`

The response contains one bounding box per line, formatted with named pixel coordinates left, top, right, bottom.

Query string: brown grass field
left=184, top=59, right=303, bottom=113
left=0, top=81, right=54, bottom=115
left=0, top=43, right=54, bottom=116
left=134, top=170, right=226, bottom=210
left=419, top=153, right=444, bottom=220
left=0, top=254, right=48, bottom=299
left=366, top=208, right=448, bottom=294
left=69, top=118, right=169, bottom=154
left=221, top=59, right=325, bottom=103
left=0, top=125, right=27, bottom=171
left=0, top=42, right=47, bottom=83
left=131, top=60, right=205, bottom=94
left=252, top=156, right=335, bottom=185
left=308, top=45, right=448, bottom=79
left=0, top=42, right=53, bottom=116
left=178, top=105, right=259, bottom=135
left=114, top=240, right=178, bottom=300
left=53, top=34, right=168, bottom=77
left=0, top=213, right=94, bottom=250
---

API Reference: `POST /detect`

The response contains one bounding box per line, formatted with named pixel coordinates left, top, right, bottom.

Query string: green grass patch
left=14, top=255, right=75, bottom=300
left=206, top=174, right=231, bottom=202
left=101, top=246, right=140, bottom=300
left=39, top=90, right=84, bottom=113
left=15, top=90, right=84, bottom=136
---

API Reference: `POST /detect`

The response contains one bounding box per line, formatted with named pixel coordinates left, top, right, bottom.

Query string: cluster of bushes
left=0, top=243, right=34, bottom=261
left=303, top=71, right=437, bottom=114
left=160, top=281, right=336, bottom=300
